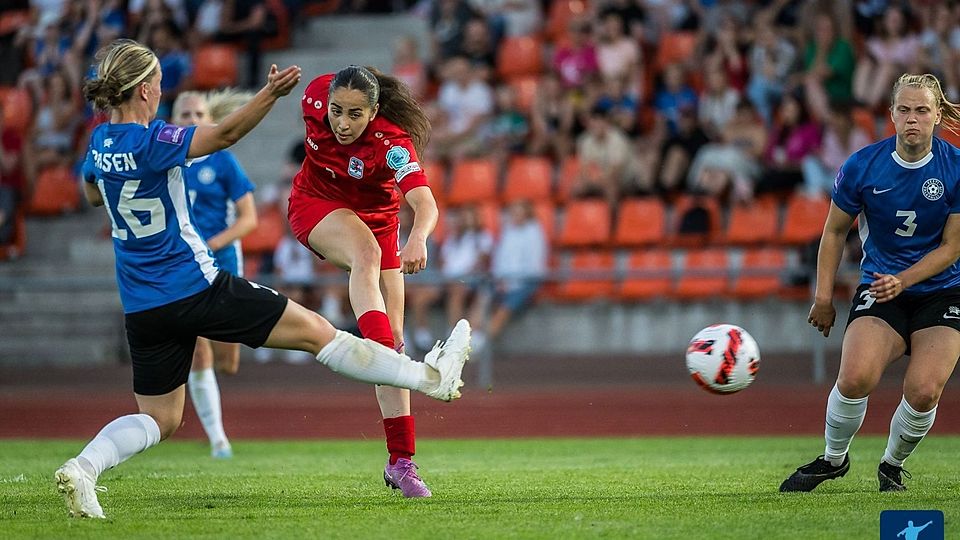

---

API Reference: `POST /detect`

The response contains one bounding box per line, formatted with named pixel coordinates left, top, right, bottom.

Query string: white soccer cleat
left=55, top=458, right=106, bottom=519
left=424, top=319, right=471, bottom=401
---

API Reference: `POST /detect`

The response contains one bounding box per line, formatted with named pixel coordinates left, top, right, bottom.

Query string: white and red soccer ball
left=685, top=324, right=760, bottom=394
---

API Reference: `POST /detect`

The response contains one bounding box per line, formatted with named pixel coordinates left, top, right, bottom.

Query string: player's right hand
left=808, top=300, right=836, bottom=337
left=266, top=64, right=302, bottom=98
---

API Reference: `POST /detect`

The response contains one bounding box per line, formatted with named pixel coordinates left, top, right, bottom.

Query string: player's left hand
left=869, top=272, right=904, bottom=303
left=399, top=240, right=428, bottom=274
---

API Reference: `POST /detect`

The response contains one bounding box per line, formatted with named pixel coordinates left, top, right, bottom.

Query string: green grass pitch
left=1, top=436, right=957, bottom=539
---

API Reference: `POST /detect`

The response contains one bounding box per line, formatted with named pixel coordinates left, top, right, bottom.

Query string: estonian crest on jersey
left=386, top=146, right=411, bottom=170
left=922, top=178, right=944, bottom=201
left=348, top=156, right=364, bottom=179
left=198, top=166, right=216, bottom=184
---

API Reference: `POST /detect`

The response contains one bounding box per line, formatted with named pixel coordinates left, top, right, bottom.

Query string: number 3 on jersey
left=98, top=179, right=166, bottom=240
left=895, top=210, right=917, bottom=237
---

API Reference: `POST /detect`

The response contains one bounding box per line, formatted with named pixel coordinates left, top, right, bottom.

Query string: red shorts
left=287, top=193, right=401, bottom=270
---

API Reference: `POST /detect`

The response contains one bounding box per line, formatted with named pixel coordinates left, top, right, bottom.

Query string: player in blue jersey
left=781, top=73, right=960, bottom=493
left=173, top=89, right=258, bottom=459
left=53, top=39, right=471, bottom=519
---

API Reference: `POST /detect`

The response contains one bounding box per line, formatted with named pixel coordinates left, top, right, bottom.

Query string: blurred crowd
left=2, top=0, right=958, bottom=353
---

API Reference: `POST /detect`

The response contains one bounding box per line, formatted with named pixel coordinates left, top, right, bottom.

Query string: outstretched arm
left=187, top=65, right=301, bottom=159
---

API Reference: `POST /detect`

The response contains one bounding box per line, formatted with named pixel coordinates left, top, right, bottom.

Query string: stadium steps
left=231, top=14, right=430, bottom=185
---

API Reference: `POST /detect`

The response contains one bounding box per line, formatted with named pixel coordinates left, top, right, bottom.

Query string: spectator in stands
left=699, top=14, right=748, bottom=92
left=434, top=204, right=493, bottom=346
left=800, top=12, right=856, bottom=123
left=260, top=231, right=320, bottom=364
left=392, top=35, right=427, bottom=102
left=573, top=104, right=636, bottom=203
left=0, top=102, right=25, bottom=246
left=595, top=75, right=639, bottom=136
left=595, top=11, right=641, bottom=89
left=648, top=103, right=709, bottom=196
left=800, top=99, right=871, bottom=198
left=697, top=64, right=740, bottom=139
left=399, top=203, right=443, bottom=354
left=687, top=101, right=767, bottom=204
left=144, top=21, right=192, bottom=120
left=457, top=17, right=496, bottom=80
left=552, top=18, right=599, bottom=92
left=918, top=3, right=959, bottom=102
left=853, top=5, right=920, bottom=108
left=467, top=0, right=541, bottom=40
left=746, top=13, right=796, bottom=126
left=597, top=0, right=647, bottom=42
left=28, top=68, right=81, bottom=168
left=429, top=0, right=478, bottom=62
left=428, top=55, right=494, bottom=160
left=130, top=0, right=190, bottom=34
left=653, top=62, right=698, bottom=137
left=469, top=199, right=546, bottom=352
left=527, top=72, right=575, bottom=160
left=756, top=91, right=822, bottom=196
left=216, top=0, right=276, bottom=89
left=477, top=84, right=529, bottom=166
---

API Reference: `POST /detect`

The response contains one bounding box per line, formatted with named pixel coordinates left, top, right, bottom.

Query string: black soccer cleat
left=779, top=455, right=850, bottom=492
left=878, top=461, right=911, bottom=492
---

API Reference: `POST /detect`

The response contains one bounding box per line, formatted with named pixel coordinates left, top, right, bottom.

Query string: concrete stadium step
left=0, top=335, right=125, bottom=365
left=0, top=314, right=121, bottom=336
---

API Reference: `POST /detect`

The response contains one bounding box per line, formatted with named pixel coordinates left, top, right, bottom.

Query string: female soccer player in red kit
left=288, top=65, right=452, bottom=498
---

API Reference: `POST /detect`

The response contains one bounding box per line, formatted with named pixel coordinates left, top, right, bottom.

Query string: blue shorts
left=213, top=243, right=243, bottom=277
left=495, top=279, right=542, bottom=312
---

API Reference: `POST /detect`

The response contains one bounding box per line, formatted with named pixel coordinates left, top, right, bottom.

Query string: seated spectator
left=468, top=0, right=541, bottom=40
left=595, top=75, right=639, bottom=136
left=918, top=3, right=959, bottom=101
left=145, top=21, right=191, bottom=120
left=477, top=84, right=529, bottom=167
left=429, top=0, right=478, bottom=62
left=28, top=68, right=81, bottom=168
left=0, top=102, right=24, bottom=246
left=756, top=92, right=822, bottom=196
left=216, top=0, right=277, bottom=89
left=653, top=63, right=698, bottom=137
left=392, top=35, right=428, bottom=102
left=552, top=18, right=599, bottom=92
left=527, top=73, right=576, bottom=160
left=687, top=101, right=767, bottom=204
left=651, top=104, right=709, bottom=195
left=746, top=15, right=796, bottom=126
left=801, top=100, right=871, bottom=198
left=400, top=204, right=444, bottom=353
left=434, top=205, right=493, bottom=346
left=595, top=11, right=641, bottom=89
left=573, top=105, right=637, bottom=203
left=428, top=56, right=494, bottom=160
left=853, top=6, right=920, bottom=108
left=800, top=13, right=855, bottom=123
left=699, top=14, right=748, bottom=92
left=469, top=199, right=547, bottom=352
left=697, top=65, right=740, bottom=139
left=457, top=17, right=496, bottom=80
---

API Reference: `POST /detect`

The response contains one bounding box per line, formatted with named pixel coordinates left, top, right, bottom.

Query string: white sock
left=76, top=414, right=161, bottom=479
left=823, top=384, right=868, bottom=466
left=882, top=396, right=936, bottom=467
left=316, top=330, right=438, bottom=392
left=188, top=368, right=229, bottom=449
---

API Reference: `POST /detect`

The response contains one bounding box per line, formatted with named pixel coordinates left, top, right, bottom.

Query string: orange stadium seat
left=2, top=87, right=33, bottom=134
left=302, top=0, right=341, bottom=16
left=557, top=199, right=610, bottom=248
left=552, top=250, right=616, bottom=301
left=555, top=156, right=580, bottom=203
left=27, top=166, right=79, bottom=216
left=852, top=107, right=877, bottom=140
left=721, top=199, right=779, bottom=246
left=502, top=155, right=553, bottom=203
left=673, top=248, right=729, bottom=300
left=446, top=159, right=498, bottom=206
left=241, top=205, right=285, bottom=255
left=497, top=36, right=544, bottom=79
left=508, top=75, right=540, bottom=114
left=420, top=160, right=448, bottom=195
left=612, top=197, right=666, bottom=247
left=192, top=44, right=239, bottom=90
left=618, top=249, right=673, bottom=301
left=670, top=194, right=721, bottom=247
left=778, top=193, right=830, bottom=245
left=731, top=248, right=787, bottom=299
left=546, top=0, right=590, bottom=42
left=655, top=32, right=698, bottom=71
left=938, top=125, right=960, bottom=148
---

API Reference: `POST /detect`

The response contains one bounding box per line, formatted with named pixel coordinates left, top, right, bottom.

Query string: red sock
left=357, top=310, right=395, bottom=350
left=383, top=415, right=415, bottom=464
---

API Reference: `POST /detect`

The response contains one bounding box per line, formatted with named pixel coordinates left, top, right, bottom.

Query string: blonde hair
left=83, top=39, right=158, bottom=111
left=171, top=88, right=255, bottom=124
left=891, top=73, right=960, bottom=134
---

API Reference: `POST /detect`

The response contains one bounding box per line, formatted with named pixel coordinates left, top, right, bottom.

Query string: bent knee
left=143, top=411, right=182, bottom=441
left=904, top=386, right=942, bottom=412
left=836, top=375, right=876, bottom=400
left=350, top=240, right=382, bottom=270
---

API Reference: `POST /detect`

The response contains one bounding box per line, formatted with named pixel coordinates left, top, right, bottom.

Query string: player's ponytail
left=83, top=39, right=158, bottom=111
left=330, top=65, right=431, bottom=157
left=891, top=73, right=960, bottom=134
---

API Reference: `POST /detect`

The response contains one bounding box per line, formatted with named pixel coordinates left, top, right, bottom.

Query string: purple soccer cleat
left=383, top=458, right=432, bottom=498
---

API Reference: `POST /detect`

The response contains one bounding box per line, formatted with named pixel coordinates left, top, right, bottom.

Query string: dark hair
left=330, top=65, right=431, bottom=156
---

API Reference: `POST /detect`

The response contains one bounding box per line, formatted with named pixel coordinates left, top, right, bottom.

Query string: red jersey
left=292, top=73, right=430, bottom=221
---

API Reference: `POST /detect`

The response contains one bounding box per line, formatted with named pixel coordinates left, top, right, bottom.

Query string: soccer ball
left=685, top=324, right=760, bottom=394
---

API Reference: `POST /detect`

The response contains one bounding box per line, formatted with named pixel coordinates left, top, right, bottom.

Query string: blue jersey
left=82, top=120, right=218, bottom=313
left=184, top=150, right=254, bottom=276
left=833, top=136, right=960, bottom=293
